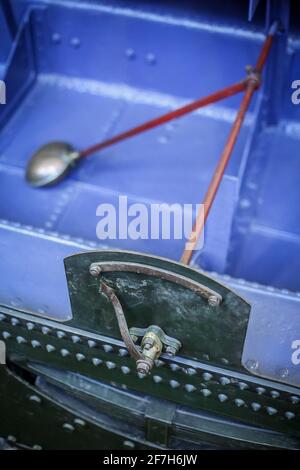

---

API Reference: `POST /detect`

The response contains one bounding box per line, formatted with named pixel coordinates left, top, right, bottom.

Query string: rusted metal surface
left=89, top=261, right=222, bottom=306
left=99, top=279, right=143, bottom=362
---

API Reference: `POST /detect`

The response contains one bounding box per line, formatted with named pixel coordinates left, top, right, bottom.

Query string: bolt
left=136, top=359, right=151, bottom=375
left=143, top=336, right=155, bottom=351
left=89, top=265, right=101, bottom=277
left=208, top=295, right=220, bottom=307
left=165, top=345, right=177, bottom=356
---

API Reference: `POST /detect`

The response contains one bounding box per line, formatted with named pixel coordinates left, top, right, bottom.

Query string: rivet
left=2, top=331, right=11, bottom=339
left=155, top=359, right=164, bottom=367
left=220, top=357, right=229, bottom=365
left=11, top=318, right=19, bottom=326
left=62, top=423, right=75, bottom=432
left=121, top=366, right=130, bottom=375
left=70, top=37, right=81, bottom=48
left=285, top=411, right=295, bottom=420
left=153, top=375, right=162, bottom=383
left=26, top=322, right=35, bottom=330
left=170, top=380, right=180, bottom=389
left=169, top=363, right=180, bottom=372
left=32, top=445, right=42, bottom=450
left=138, top=372, right=146, bottom=379
left=41, top=326, right=51, bottom=335
left=51, top=33, right=61, bottom=44
left=71, top=335, right=81, bottom=344
left=186, top=368, right=197, bottom=376
left=119, top=348, right=128, bottom=357
left=60, top=349, right=70, bottom=357
left=256, top=387, right=266, bottom=395
left=158, top=135, right=168, bottom=145
left=251, top=402, right=261, bottom=412
left=185, top=384, right=196, bottom=393
left=74, top=418, right=86, bottom=427
left=125, top=48, right=136, bottom=60
left=279, top=368, right=289, bottom=378
left=146, top=53, right=156, bottom=65
left=202, top=372, right=213, bottom=381
left=57, top=331, right=65, bottom=339
left=270, top=390, right=280, bottom=399
left=240, top=198, right=251, bottom=209
left=46, top=344, right=55, bottom=353
left=87, top=339, right=96, bottom=348
left=201, top=388, right=211, bottom=397
left=7, top=435, right=16, bottom=443
left=123, top=440, right=135, bottom=449
left=266, top=406, right=277, bottom=416
left=31, top=340, right=41, bottom=348
left=16, top=336, right=27, bottom=344
left=238, top=382, right=249, bottom=390
left=290, top=396, right=300, bottom=404
left=0, top=314, right=5, bottom=321
left=218, top=394, right=228, bottom=403
left=76, top=353, right=85, bottom=362
left=103, top=344, right=113, bottom=353
left=92, top=358, right=102, bottom=366
left=29, top=395, right=42, bottom=404
left=106, top=361, right=116, bottom=370
left=234, top=399, right=245, bottom=407
left=219, top=377, right=230, bottom=386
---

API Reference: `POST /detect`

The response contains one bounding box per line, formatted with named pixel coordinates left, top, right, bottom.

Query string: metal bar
left=79, top=81, right=246, bottom=158
left=180, top=22, right=278, bottom=265
left=89, top=261, right=222, bottom=305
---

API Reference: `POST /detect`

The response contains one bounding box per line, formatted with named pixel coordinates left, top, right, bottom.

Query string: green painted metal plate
left=64, top=250, right=251, bottom=371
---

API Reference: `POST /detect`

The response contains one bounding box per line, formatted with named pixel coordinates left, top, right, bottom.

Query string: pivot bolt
left=89, top=265, right=102, bottom=277
left=136, top=359, right=151, bottom=376
left=165, top=345, right=177, bottom=356
left=208, top=295, right=220, bottom=307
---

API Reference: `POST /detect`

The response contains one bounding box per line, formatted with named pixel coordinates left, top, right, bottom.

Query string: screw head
left=136, top=359, right=151, bottom=375
left=208, top=295, right=220, bottom=307
left=165, top=345, right=177, bottom=356
left=89, top=265, right=101, bottom=277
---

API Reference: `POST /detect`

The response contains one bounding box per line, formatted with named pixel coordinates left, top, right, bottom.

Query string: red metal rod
left=180, top=24, right=277, bottom=265
left=79, top=81, right=246, bottom=158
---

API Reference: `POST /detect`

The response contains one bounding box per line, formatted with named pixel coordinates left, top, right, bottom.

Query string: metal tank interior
left=0, top=0, right=299, bottom=450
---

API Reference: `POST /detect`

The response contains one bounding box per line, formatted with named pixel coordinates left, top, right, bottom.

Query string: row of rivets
left=1, top=321, right=299, bottom=414
left=150, top=376, right=296, bottom=419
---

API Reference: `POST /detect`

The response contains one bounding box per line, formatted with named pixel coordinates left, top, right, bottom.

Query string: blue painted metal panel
left=0, top=0, right=299, bottom=389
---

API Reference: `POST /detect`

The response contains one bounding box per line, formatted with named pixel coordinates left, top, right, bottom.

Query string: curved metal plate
left=64, top=250, right=251, bottom=370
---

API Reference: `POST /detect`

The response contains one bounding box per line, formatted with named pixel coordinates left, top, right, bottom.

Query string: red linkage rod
left=79, top=81, right=246, bottom=158
left=180, top=21, right=279, bottom=265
